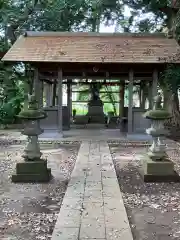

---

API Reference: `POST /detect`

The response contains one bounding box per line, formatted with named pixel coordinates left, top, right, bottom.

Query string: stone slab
left=51, top=141, right=133, bottom=240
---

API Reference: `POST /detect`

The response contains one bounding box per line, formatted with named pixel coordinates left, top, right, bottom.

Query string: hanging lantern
left=93, top=66, right=99, bottom=72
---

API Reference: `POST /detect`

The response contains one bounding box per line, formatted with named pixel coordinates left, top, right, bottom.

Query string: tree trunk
left=23, top=80, right=29, bottom=110
left=162, top=87, right=170, bottom=109
left=174, top=90, right=179, bottom=111
left=140, top=84, right=148, bottom=108
left=164, top=93, right=180, bottom=139
left=105, top=86, right=117, bottom=116
left=6, top=1, right=40, bottom=44
left=119, top=81, right=125, bottom=116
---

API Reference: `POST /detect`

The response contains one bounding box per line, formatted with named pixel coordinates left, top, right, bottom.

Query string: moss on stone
left=143, top=109, right=172, bottom=120
left=18, top=109, right=47, bottom=120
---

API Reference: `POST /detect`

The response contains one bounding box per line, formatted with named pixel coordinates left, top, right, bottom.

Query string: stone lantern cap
left=143, top=95, right=172, bottom=120
left=18, top=95, right=47, bottom=120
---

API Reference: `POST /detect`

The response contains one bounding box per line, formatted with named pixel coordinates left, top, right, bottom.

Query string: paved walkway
left=1, top=129, right=152, bottom=142
left=51, top=141, right=133, bottom=240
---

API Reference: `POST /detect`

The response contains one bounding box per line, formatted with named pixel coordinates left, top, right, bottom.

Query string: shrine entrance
left=36, top=75, right=154, bottom=133
left=42, top=78, right=125, bottom=129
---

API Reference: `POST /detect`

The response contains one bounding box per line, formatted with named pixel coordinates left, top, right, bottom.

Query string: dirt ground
left=0, top=142, right=79, bottom=240
left=109, top=141, right=180, bottom=240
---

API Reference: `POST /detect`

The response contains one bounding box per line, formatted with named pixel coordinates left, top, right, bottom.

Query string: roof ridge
left=24, top=31, right=166, bottom=38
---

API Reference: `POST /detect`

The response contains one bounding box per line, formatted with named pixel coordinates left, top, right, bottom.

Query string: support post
left=33, top=68, right=40, bottom=106
left=128, top=69, right=134, bottom=134
left=67, top=79, right=72, bottom=119
left=119, top=80, right=125, bottom=117
left=45, top=83, right=50, bottom=107
left=152, top=69, right=158, bottom=101
left=140, top=82, right=147, bottom=109
left=148, top=81, right=153, bottom=109
left=57, top=68, right=63, bottom=136
left=24, top=80, right=29, bottom=110
left=139, top=82, right=142, bottom=108
left=50, top=84, right=53, bottom=106
left=52, top=82, right=57, bottom=106
left=39, top=80, right=43, bottom=108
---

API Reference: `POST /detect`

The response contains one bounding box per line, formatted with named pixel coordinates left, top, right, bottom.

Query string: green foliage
left=0, top=0, right=179, bottom=127
left=76, top=83, right=120, bottom=116
left=0, top=0, right=126, bottom=127
left=123, top=0, right=173, bottom=33
left=0, top=95, right=23, bottom=125
left=0, top=51, right=25, bottom=125
left=160, top=64, right=180, bottom=92
left=124, top=0, right=169, bottom=14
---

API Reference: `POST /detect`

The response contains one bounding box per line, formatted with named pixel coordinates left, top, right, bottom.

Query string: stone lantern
left=142, top=94, right=180, bottom=182
left=12, top=95, right=52, bottom=183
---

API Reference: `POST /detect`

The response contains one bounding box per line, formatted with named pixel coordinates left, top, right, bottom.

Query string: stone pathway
left=51, top=141, right=133, bottom=240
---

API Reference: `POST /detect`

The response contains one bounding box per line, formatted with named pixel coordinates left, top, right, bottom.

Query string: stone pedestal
left=87, top=99, right=105, bottom=123
left=141, top=156, right=180, bottom=182
left=12, top=160, right=51, bottom=183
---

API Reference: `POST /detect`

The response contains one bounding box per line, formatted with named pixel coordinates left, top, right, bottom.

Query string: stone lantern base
left=141, top=156, right=180, bottom=182
left=12, top=159, right=52, bottom=183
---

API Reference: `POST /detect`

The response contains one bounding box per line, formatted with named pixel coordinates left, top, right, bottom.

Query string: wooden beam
left=33, top=62, right=166, bottom=73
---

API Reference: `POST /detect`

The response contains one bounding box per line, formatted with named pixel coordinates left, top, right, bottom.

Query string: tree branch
left=6, top=0, right=39, bottom=44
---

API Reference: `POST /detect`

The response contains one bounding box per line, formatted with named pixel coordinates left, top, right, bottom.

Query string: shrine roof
left=2, top=31, right=180, bottom=64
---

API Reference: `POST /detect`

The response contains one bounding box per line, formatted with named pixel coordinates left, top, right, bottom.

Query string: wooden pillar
left=119, top=80, right=125, bottom=117
left=140, top=82, right=147, bottom=109
left=24, top=81, right=29, bottom=110
left=50, top=84, right=53, bottom=106
left=33, top=68, right=40, bottom=106
left=148, top=81, right=153, bottom=109
left=152, top=69, right=158, bottom=101
left=45, top=83, right=50, bottom=107
left=128, top=69, right=134, bottom=134
left=57, top=68, right=63, bottom=135
left=52, top=82, right=57, bottom=106
left=139, top=82, right=142, bottom=108
left=67, top=80, right=72, bottom=118
left=39, top=80, right=43, bottom=108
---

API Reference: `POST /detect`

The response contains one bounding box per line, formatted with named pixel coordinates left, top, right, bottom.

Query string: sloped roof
left=2, top=31, right=180, bottom=64
left=0, top=51, right=6, bottom=60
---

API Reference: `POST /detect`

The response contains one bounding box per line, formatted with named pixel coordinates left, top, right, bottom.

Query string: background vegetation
left=0, top=0, right=180, bottom=132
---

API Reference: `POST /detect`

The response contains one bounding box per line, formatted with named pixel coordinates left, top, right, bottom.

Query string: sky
left=99, top=5, right=131, bottom=33
left=99, top=5, right=159, bottom=34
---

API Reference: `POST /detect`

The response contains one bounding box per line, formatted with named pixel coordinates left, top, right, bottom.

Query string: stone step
left=86, top=123, right=105, bottom=129
left=51, top=141, right=133, bottom=240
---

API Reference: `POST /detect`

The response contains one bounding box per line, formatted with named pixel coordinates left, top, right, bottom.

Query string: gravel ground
left=0, top=142, right=80, bottom=240
left=109, top=141, right=180, bottom=240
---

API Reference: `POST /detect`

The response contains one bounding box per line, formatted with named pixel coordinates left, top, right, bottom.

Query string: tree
left=0, top=0, right=91, bottom=125
left=123, top=0, right=180, bottom=135
left=159, top=64, right=180, bottom=134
